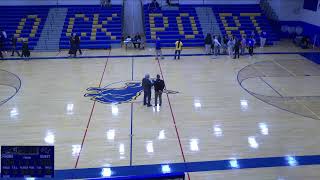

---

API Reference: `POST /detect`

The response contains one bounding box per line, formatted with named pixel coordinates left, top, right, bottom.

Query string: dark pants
left=75, top=44, right=82, bottom=55
left=11, top=46, right=20, bottom=56
left=234, top=49, right=240, bottom=59
left=155, top=91, right=162, bottom=106
left=174, top=50, right=181, bottom=59
left=143, top=90, right=151, bottom=105
left=248, top=47, right=253, bottom=56
left=21, top=50, right=30, bottom=57
left=0, top=50, right=3, bottom=59
left=133, top=42, right=141, bottom=48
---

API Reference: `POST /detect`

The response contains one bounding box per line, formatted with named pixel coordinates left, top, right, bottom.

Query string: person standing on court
left=174, top=38, right=183, bottom=60
left=260, top=31, right=267, bottom=48
left=74, top=33, right=82, bottom=56
left=204, top=33, right=212, bottom=55
left=248, top=36, right=255, bottom=56
left=21, top=38, right=30, bottom=59
left=155, top=37, right=164, bottom=60
left=240, top=36, right=246, bottom=55
left=11, top=35, right=20, bottom=57
left=154, top=74, right=165, bottom=107
left=233, top=39, right=241, bottom=59
left=68, top=35, right=76, bottom=57
left=227, top=37, right=234, bottom=57
left=142, top=74, right=153, bottom=107
left=213, top=36, right=221, bottom=57
left=0, top=32, right=4, bottom=59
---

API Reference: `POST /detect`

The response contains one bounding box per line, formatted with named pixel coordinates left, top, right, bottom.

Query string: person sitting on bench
left=133, top=34, right=142, bottom=49
left=124, top=36, right=132, bottom=48
left=300, top=36, right=310, bottom=49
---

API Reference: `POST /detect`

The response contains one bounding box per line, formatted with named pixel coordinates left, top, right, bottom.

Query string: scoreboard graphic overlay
left=1, top=146, right=54, bottom=178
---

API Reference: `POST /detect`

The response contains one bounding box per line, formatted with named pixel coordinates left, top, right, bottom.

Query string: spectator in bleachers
left=233, top=39, right=241, bottom=59
left=213, top=36, right=221, bottom=57
left=248, top=36, right=255, bottom=56
left=174, top=38, right=183, bottom=60
left=149, top=0, right=160, bottom=12
left=260, top=31, right=267, bottom=48
left=251, top=30, right=255, bottom=39
left=74, top=33, right=82, bottom=56
left=133, top=34, right=142, bottom=49
left=166, top=0, right=171, bottom=6
left=227, top=37, right=234, bottom=57
left=240, top=36, right=246, bottom=55
left=11, top=36, right=20, bottom=57
left=155, top=37, right=164, bottom=60
left=101, top=0, right=111, bottom=7
left=204, top=33, right=212, bottom=55
left=68, top=35, right=76, bottom=57
left=21, top=38, right=30, bottom=59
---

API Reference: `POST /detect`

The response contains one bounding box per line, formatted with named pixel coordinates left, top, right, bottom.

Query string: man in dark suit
left=11, top=36, right=20, bottom=56
left=74, top=33, right=82, bottom=55
left=142, top=74, right=153, bottom=107
left=153, top=74, right=165, bottom=106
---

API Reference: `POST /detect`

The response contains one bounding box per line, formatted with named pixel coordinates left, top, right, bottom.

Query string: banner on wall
left=303, top=0, right=319, bottom=11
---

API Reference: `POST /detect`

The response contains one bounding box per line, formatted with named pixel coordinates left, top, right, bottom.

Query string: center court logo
left=84, top=81, right=179, bottom=104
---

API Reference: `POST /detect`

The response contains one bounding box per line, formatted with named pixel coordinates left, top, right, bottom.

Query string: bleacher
left=144, top=5, right=204, bottom=47
left=212, top=4, right=279, bottom=45
left=59, top=5, right=122, bottom=49
left=0, top=6, right=49, bottom=50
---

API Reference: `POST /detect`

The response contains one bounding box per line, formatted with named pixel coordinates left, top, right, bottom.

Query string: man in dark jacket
left=154, top=74, right=165, bottom=106
left=11, top=36, right=20, bottom=56
left=233, top=39, right=240, bottom=59
left=142, top=74, right=153, bottom=107
left=74, top=33, right=82, bottom=55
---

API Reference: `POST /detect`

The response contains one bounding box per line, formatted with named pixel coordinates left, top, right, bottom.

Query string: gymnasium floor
left=1, top=42, right=320, bottom=179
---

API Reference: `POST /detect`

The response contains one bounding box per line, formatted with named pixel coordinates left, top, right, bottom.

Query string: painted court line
left=156, top=59, right=191, bottom=180
left=129, top=57, right=134, bottom=166
left=74, top=50, right=111, bottom=168
left=52, top=155, right=320, bottom=179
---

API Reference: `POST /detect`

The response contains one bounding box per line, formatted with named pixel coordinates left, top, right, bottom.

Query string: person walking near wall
left=21, top=38, right=30, bottom=59
left=11, top=35, right=20, bottom=57
left=233, top=39, right=241, bottom=59
left=174, top=39, right=183, bottom=60
left=248, top=36, right=255, bottom=56
left=74, top=33, right=82, bottom=56
left=227, top=37, right=234, bottom=57
left=204, top=33, right=212, bottom=55
left=155, top=37, right=164, bottom=60
left=260, top=31, right=267, bottom=48
left=213, top=36, right=221, bottom=58
left=68, top=35, right=76, bottom=57
left=240, top=36, right=246, bottom=55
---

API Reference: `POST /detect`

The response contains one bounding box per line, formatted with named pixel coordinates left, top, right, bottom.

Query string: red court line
left=74, top=50, right=111, bottom=168
left=156, top=59, right=191, bottom=180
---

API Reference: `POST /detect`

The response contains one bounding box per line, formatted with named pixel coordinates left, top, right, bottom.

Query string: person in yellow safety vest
left=174, top=39, right=183, bottom=60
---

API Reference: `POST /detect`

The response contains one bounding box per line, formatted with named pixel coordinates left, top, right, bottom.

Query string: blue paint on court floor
left=48, top=155, right=320, bottom=179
